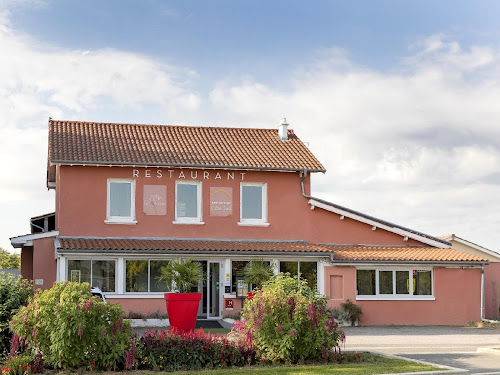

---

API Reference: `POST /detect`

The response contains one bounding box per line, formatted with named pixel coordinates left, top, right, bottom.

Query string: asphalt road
left=343, top=326, right=500, bottom=374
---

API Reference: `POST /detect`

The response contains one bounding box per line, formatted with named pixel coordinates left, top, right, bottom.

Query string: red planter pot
left=164, top=292, right=202, bottom=333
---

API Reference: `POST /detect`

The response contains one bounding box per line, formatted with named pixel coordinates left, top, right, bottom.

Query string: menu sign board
left=143, top=185, right=167, bottom=215
left=210, top=187, right=232, bottom=217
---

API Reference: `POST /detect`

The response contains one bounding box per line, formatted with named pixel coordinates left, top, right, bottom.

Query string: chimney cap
left=279, top=118, right=289, bottom=126
left=278, top=118, right=289, bottom=141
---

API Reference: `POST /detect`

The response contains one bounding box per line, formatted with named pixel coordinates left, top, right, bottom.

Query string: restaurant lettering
left=132, top=169, right=246, bottom=180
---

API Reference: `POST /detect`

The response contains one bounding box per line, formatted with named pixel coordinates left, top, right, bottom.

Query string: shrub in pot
left=340, top=299, right=362, bottom=326
left=157, top=258, right=204, bottom=332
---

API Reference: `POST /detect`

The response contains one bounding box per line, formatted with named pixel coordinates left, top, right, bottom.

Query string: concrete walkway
left=343, top=326, right=500, bottom=374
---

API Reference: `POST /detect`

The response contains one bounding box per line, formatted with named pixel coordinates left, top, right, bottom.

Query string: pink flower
left=77, top=326, right=83, bottom=338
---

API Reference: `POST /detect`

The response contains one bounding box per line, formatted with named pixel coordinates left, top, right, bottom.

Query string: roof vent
left=278, top=118, right=289, bottom=141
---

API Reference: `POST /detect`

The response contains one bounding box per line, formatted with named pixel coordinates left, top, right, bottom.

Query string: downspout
left=300, top=170, right=313, bottom=199
left=300, top=170, right=335, bottom=267
left=481, top=264, right=485, bottom=320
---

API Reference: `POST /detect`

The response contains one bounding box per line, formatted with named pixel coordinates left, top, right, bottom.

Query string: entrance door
left=197, top=261, right=221, bottom=319
left=207, top=261, right=221, bottom=318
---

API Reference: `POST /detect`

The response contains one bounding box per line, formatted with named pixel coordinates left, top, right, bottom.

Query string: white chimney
left=278, top=118, right=289, bottom=141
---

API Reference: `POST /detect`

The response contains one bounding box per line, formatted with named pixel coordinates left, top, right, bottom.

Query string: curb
left=370, top=351, right=468, bottom=375
left=477, top=347, right=500, bottom=354
left=127, top=318, right=169, bottom=327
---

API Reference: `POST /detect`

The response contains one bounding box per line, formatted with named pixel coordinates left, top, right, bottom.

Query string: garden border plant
left=132, top=329, right=258, bottom=371
left=0, top=273, right=32, bottom=360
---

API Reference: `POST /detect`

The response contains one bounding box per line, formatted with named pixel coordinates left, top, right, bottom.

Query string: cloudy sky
left=1, top=0, right=499, bottom=252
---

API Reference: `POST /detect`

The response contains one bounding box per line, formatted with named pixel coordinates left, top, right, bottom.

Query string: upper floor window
left=356, top=268, right=433, bottom=300
left=106, top=179, right=136, bottom=223
left=239, top=183, right=268, bottom=226
left=175, top=181, right=203, bottom=224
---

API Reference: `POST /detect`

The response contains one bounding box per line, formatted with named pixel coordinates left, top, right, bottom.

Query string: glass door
left=208, top=261, right=221, bottom=318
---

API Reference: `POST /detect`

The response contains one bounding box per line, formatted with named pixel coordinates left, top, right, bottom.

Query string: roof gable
left=47, top=119, right=325, bottom=185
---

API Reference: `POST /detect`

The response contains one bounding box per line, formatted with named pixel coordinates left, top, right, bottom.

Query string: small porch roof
left=56, top=237, right=488, bottom=265
left=332, top=245, right=488, bottom=264
left=56, top=237, right=335, bottom=256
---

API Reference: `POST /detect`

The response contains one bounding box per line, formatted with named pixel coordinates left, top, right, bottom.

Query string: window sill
left=172, top=220, right=205, bottom=225
left=104, top=219, right=137, bottom=225
left=106, top=294, right=166, bottom=299
left=356, top=296, right=435, bottom=301
left=237, top=222, right=270, bottom=227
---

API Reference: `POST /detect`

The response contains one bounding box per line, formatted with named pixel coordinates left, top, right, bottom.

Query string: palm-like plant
left=242, top=259, right=274, bottom=290
left=157, top=258, right=203, bottom=293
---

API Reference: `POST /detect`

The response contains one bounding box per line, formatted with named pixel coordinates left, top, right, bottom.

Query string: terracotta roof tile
left=47, top=120, right=325, bottom=180
left=57, top=237, right=335, bottom=254
left=56, top=237, right=487, bottom=263
left=332, top=245, right=487, bottom=263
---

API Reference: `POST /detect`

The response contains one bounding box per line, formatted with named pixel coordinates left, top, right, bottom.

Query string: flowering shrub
left=134, top=329, right=258, bottom=371
left=0, top=274, right=33, bottom=359
left=1, top=354, right=35, bottom=375
left=10, top=282, right=132, bottom=370
left=236, top=274, right=344, bottom=363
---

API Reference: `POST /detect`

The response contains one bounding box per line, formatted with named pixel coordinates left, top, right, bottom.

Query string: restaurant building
left=11, top=119, right=487, bottom=325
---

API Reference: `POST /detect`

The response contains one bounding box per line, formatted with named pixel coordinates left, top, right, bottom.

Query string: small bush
left=134, top=329, right=258, bottom=371
left=0, top=274, right=33, bottom=359
left=237, top=274, right=344, bottom=363
left=1, top=353, right=39, bottom=375
left=10, top=282, right=132, bottom=370
left=340, top=299, right=362, bottom=326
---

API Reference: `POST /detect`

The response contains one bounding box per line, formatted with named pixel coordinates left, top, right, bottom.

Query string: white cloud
left=0, top=5, right=498, bottom=258
left=207, top=36, right=500, bottom=251
left=0, top=6, right=201, bottom=251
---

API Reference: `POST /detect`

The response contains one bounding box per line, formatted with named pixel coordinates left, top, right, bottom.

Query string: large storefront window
left=231, top=260, right=248, bottom=294
left=126, top=260, right=172, bottom=293
left=67, top=259, right=116, bottom=292
left=279, top=261, right=317, bottom=289
left=356, top=268, right=433, bottom=299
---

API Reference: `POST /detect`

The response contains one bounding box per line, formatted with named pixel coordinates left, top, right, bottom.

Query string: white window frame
left=105, top=179, right=136, bottom=224
left=238, top=182, right=269, bottom=226
left=66, top=257, right=118, bottom=294
left=124, top=259, right=174, bottom=294
left=356, top=267, right=435, bottom=301
left=174, top=180, right=204, bottom=224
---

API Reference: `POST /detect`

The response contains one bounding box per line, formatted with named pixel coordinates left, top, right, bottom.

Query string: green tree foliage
left=237, top=274, right=344, bottom=363
left=0, top=249, right=20, bottom=270
left=0, top=273, right=33, bottom=359
left=10, top=282, right=132, bottom=370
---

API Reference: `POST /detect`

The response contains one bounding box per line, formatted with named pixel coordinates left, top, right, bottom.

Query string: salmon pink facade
left=11, top=119, right=488, bottom=325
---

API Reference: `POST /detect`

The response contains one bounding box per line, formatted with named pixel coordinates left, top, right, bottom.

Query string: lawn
left=87, top=354, right=440, bottom=375
left=166, top=354, right=441, bottom=375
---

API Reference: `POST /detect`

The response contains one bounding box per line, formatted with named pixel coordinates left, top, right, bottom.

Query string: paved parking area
left=343, top=326, right=500, bottom=374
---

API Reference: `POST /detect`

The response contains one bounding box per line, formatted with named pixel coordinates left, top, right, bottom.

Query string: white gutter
left=10, top=231, right=60, bottom=248
left=481, top=265, right=485, bottom=320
